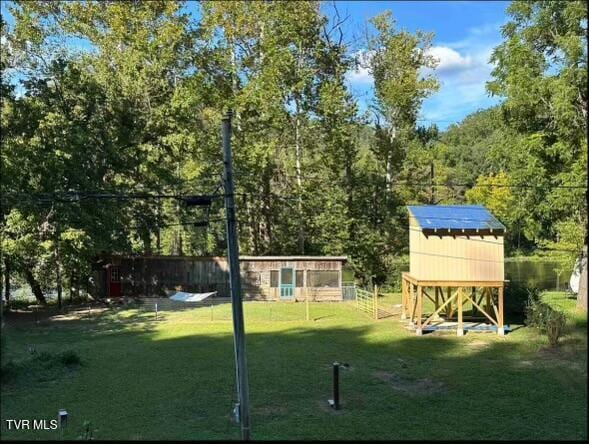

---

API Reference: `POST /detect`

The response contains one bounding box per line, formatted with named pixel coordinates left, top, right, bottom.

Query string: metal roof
left=239, top=256, right=347, bottom=262
left=407, top=205, right=506, bottom=233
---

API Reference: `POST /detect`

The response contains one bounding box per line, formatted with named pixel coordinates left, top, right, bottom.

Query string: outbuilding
left=92, top=255, right=348, bottom=302
left=401, top=205, right=507, bottom=336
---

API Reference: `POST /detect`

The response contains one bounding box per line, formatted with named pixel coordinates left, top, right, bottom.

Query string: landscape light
left=58, top=409, right=68, bottom=428
left=328, top=362, right=349, bottom=410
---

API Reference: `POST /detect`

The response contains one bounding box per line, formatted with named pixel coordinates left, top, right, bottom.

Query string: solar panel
left=407, top=205, right=506, bottom=233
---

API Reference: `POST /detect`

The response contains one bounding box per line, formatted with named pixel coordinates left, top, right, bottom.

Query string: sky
left=321, top=1, right=510, bottom=129
left=1, top=0, right=511, bottom=130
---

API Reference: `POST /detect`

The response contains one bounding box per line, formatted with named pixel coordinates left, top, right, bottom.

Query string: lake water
left=505, top=260, right=572, bottom=291
left=388, top=259, right=573, bottom=291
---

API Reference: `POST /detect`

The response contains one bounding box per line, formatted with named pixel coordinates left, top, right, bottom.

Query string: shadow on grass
left=1, top=306, right=587, bottom=441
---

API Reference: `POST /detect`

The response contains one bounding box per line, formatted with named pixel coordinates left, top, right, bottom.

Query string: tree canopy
left=1, top=0, right=586, bottom=302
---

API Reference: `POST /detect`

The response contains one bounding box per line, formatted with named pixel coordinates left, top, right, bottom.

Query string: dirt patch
left=373, top=371, right=446, bottom=396
left=537, top=345, right=577, bottom=362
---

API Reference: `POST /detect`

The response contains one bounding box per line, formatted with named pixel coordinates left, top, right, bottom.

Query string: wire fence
left=114, top=297, right=363, bottom=324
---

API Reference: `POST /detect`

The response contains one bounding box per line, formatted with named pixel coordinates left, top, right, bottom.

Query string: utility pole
left=55, top=219, right=62, bottom=310
left=222, top=109, right=251, bottom=440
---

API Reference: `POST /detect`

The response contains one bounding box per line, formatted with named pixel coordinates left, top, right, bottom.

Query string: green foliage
left=526, top=295, right=567, bottom=346
left=0, top=0, right=586, bottom=299
left=506, top=281, right=540, bottom=322
left=0, top=349, right=81, bottom=386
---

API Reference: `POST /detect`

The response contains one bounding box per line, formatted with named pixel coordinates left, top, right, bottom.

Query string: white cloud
left=345, top=50, right=374, bottom=85
left=426, top=46, right=474, bottom=73
left=344, top=18, right=506, bottom=128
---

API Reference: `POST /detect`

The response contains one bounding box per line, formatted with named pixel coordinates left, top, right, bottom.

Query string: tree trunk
left=3, top=258, right=9, bottom=302
left=55, top=228, right=62, bottom=310
left=262, top=174, right=272, bottom=252
left=24, top=267, right=47, bottom=305
left=430, top=161, right=435, bottom=204
left=577, top=245, right=587, bottom=311
left=294, top=94, right=305, bottom=254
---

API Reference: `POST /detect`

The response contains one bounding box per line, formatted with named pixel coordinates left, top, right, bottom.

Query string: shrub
left=506, top=281, right=540, bottom=322
left=525, top=296, right=567, bottom=346
left=545, top=309, right=567, bottom=346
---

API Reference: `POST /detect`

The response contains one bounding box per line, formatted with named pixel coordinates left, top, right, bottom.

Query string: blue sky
left=321, top=1, right=510, bottom=128
left=1, top=0, right=510, bottom=130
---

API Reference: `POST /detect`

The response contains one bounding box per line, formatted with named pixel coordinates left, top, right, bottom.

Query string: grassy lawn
left=1, top=293, right=586, bottom=440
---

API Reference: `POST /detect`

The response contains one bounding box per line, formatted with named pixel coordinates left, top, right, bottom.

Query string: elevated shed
left=402, top=205, right=507, bottom=336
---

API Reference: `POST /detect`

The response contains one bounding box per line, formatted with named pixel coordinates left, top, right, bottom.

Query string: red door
left=108, top=266, right=122, bottom=297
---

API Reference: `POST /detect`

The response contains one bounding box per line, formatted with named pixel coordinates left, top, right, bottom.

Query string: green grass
left=1, top=294, right=586, bottom=440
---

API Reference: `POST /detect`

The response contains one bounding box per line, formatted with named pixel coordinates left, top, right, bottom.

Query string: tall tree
left=487, top=0, right=587, bottom=253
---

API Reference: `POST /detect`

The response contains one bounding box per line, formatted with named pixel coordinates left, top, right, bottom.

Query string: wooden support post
left=485, top=287, right=491, bottom=315
left=498, top=286, right=505, bottom=336
left=410, top=284, right=418, bottom=323
left=446, top=286, right=452, bottom=318
left=416, top=286, right=423, bottom=336
left=457, top=287, right=464, bottom=337
left=373, top=285, right=378, bottom=320
left=471, top=287, right=476, bottom=316
left=434, top=287, right=439, bottom=312
left=401, top=279, right=407, bottom=320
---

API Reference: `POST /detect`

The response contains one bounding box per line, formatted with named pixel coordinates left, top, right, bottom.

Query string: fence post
left=155, top=302, right=158, bottom=321
left=305, top=287, right=310, bottom=321
left=373, top=285, right=378, bottom=320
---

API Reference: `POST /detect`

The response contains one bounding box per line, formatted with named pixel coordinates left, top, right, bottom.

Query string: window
left=307, top=270, right=339, bottom=288
left=270, top=270, right=279, bottom=288
left=296, top=270, right=305, bottom=287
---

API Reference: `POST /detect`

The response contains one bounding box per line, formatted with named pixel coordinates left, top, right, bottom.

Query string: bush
left=525, top=295, right=567, bottom=346
left=506, top=281, right=540, bottom=322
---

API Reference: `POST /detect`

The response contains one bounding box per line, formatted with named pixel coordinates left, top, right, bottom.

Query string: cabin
left=91, top=255, right=348, bottom=302
left=401, top=205, right=507, bottom=336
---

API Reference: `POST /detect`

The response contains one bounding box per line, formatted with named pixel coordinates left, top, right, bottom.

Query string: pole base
left=497, top=326, right=505, bottom=336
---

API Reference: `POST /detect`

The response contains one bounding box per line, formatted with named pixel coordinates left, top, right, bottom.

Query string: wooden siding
left=95, top=256, right=344, bottom=301
left=409, top=215, right=504, bottom=282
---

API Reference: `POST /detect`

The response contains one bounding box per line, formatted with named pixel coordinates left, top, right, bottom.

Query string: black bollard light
left=328, top=362, right=349, bottom=410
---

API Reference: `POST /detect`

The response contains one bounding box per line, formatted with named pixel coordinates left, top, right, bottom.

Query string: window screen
left=307, top=270, right=339, bottom=288
left=296, top=270, right=305, bottom=287
left=270, top=270, right=279, bottom=288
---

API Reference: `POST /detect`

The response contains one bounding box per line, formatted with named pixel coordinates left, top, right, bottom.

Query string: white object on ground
left=570, top=255, right=587, bottom=294
left=169, top=291, right=217, bottom=302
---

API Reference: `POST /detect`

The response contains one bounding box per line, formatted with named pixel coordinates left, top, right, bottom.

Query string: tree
left=487, top=0, right=587, bottom=254
left=367, top=11, right=439, bottom=191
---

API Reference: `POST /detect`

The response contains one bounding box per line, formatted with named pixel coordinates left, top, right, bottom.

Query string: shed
left=401, top=205, right=507, bottom=336
left=408, top=205, right=505, bottom=281
left=91, top=255, right=348, bottom=302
